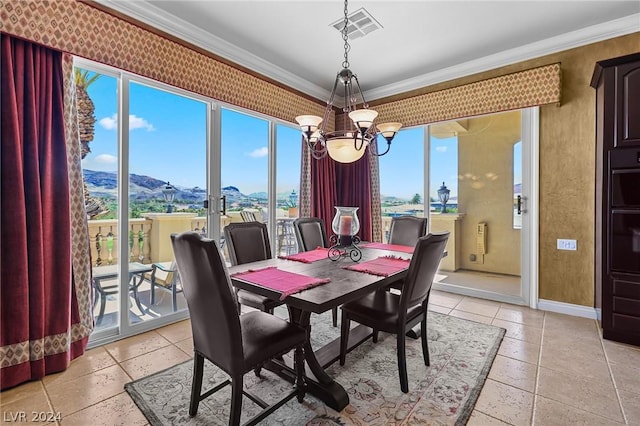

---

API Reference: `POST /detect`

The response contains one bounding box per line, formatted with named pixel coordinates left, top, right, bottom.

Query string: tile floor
left=2, top=290, right=639, bottom=425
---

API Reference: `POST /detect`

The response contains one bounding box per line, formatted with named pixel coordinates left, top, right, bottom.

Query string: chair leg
left=189, top=354, right=204, bottom=417
left=339, top=311, right=350, bottom=366
left=229, top=374, right=244, bottom=426
left=397, top=332, right=409, bottom=393
left=172, top=286, right=178, bottom=312
left=372, top=329, right=379, bottom=343
left=150, top=281, right=156, bottom=305
left=332, top=307, right=338, bottom=327
left=254, top=364, right=262, bottom=377
left=294, top=345, right=306, bottom=403
left=421, top=314, right=430, bottom=366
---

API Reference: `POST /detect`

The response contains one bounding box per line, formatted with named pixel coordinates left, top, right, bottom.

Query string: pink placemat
left=231, top=267, right=330, bottom=300
left=361, top=242, right=415, bottom=253
left=279, top=247, right=329, bottom=263
left=343, top=256, right=411, bottom=277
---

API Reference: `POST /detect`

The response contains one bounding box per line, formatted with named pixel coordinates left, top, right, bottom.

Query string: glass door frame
left=424, top=107, right=539, bottom=309
left=211, top=104, right=300, bottom=258
left=77, top=58, right=212, bottom=347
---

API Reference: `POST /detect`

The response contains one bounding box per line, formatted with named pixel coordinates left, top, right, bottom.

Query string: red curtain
left=310, top=154, right=338, bottom=237
left=310, top=149, right=373, bottom=242
left=335, top=155, right=373, bottom=242
left=1, top=35, right=87, bottom=390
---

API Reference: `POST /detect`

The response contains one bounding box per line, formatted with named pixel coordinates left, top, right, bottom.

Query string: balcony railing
left=87, top=215, right=213, bottom=266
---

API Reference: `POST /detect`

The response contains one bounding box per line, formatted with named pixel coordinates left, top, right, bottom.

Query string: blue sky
left=81, top=69, right=458, bottom=200
left=379, top=127, right=459, bottom=200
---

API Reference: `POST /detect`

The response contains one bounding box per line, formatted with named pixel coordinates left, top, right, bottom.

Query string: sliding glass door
left=126, top=80, right=208, bottom=325
left=79, top=59, right=305, bottom=345
left=77, top=59, right=211, bottom=345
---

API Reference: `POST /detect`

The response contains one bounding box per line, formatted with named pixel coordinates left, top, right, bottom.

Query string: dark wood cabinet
left=592, top=52, right=640, bottom=346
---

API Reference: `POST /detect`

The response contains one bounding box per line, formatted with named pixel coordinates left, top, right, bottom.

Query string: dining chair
left=224, top=222, right=284, bottom=314
left=388, top=215, right=428, bottom=246
left=170, top=232, right=306, bottom=425
left=339, top=231, right=450, bottom=393
left=386, top=216, right=428, bottom=291
left=145, top=260, right=183, bottom=312
left=292, top=217, right=339, bottom=327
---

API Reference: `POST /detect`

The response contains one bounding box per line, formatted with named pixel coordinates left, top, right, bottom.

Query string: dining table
left=229, top=242, right=416, bottom=411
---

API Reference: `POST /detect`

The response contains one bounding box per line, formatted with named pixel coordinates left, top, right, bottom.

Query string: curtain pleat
left=310, top=154, right=338, bottom=238
left=335, top=155, right=373, bottom=243
left=0, top=35, right=91, bottom=390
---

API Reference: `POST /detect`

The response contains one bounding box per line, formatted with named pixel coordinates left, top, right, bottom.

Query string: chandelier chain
left=342, top=0, right=350, bottom=69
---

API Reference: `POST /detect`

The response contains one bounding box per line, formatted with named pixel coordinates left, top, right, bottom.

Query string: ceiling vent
left=330, top=7, right=382, bottom=40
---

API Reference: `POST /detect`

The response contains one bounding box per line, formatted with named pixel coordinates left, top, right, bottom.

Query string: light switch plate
left=557, top=239, right=577, bottom=250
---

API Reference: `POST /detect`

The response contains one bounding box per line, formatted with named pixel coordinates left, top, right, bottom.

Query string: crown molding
left=93, top=0, right=332, bottom=101
left=93, top=1, right=637, bottom=104
left=364, top=14, right=640, bottom=101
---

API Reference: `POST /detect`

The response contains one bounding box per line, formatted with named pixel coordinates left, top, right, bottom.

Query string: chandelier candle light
left=295, top=0, right=402, bottom=163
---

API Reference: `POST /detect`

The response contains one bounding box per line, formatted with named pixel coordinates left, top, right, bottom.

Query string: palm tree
left=75, top=69, right=100, bottom=159
left=75, top=69, right=108, bottom=218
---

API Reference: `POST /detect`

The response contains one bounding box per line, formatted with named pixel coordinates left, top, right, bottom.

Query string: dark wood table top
left=229, top=245, right=412, bottom=314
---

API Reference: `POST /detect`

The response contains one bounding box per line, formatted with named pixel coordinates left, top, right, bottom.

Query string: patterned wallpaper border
left=374, top=63, right=561, bottom=127
left=1, top=1, right=560, bottom=135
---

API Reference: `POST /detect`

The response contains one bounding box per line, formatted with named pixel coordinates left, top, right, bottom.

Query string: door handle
left=517, top=195, right=527, bottom=214
left=220, top=195, right=227, bottom=215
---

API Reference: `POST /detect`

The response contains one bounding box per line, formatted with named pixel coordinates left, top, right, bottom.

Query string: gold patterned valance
left=0, top=0, right=326, bottom=124
left=374, top=63, right=561, bottom=127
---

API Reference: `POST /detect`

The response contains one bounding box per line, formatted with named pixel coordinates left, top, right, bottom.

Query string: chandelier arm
left=310, top=144, right=328, bottom=160
left=322, top=74, right=342, bottom=133
left=342, top=79, right=351, bottom=129
left=375, top=139, right=392, bottom=157
left=351, top=75, right=369, bottom=109
left=353, top=132, right=367, bottom=151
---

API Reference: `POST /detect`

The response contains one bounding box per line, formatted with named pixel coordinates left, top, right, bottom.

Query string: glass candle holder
left=332, top=206, right=360, bottom=246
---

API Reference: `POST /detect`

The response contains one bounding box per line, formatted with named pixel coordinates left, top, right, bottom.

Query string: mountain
left=84, top=170, right=299, bottom=207
left=84, top=170, right=205, bottom=202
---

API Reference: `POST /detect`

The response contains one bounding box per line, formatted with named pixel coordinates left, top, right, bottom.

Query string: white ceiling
left=98, top=1, right=639, bottom=102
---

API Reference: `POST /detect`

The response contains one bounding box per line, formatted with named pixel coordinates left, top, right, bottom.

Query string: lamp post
left=162, top=181, right=176, bottom=213
left=289, top=190, right=298, bottom=208
left=437, top=182, right=450, bottom=213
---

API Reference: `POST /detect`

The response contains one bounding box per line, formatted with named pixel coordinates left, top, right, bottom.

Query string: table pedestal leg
left=264, top=307, right=349, bottom=411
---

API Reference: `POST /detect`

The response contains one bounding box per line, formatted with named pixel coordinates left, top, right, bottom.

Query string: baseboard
left=537, top=299, right=598, bottom=319
left=595, top=307, right=602, bottom=321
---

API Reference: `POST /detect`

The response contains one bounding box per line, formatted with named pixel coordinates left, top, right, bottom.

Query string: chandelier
left=295, top=0, right=402, bottom=163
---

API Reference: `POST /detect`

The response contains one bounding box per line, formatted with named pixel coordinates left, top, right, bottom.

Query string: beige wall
left=457, top=111, right=522, bottom=275
left=376, top=33, right=640, bottom=306
left=537, top=35, right=638, bottom=305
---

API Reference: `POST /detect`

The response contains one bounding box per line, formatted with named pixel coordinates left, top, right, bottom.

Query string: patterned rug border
left=125, top=312, right=506, bottom=425
left=453, top=318, right=504, bottom=425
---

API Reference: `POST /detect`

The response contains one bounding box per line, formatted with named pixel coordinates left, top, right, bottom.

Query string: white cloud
left=98, top=114, right=155, bottom=131
left=130, top=114, right=155, bottom=131
left=99, top=114, right=117, bottom=130
left=247, top=147, right=268, bottom=158
left=95, top=154, right=117, bottom=164
left=435, top=145, right=448, bottom=153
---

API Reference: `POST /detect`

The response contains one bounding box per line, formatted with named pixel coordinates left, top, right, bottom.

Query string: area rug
left=125, top=309, right=505, bottom=425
